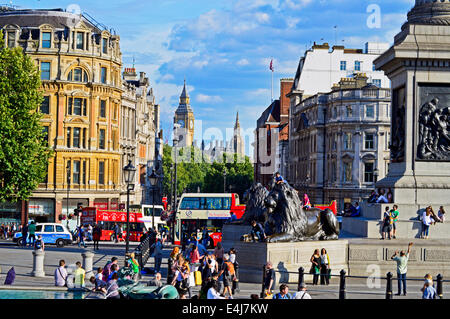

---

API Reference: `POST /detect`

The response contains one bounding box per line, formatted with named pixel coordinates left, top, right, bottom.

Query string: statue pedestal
left=222, top=225, right=349, bottom=284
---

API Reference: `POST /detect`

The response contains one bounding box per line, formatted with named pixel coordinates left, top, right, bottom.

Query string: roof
left=257, top=100, right=280, bottom=128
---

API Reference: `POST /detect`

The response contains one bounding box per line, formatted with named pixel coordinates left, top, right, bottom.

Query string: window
left=98, top=161, right=105, bottom=185
left=42, top=32, right=51, bottom=48
left=7, top=31, right=15, bottom=48
left=100, top=100, right=106, bottom=118
left=206, top=197, right=224, bottom=210
left=340, top=61, right=347, bottom=71
left=68, top=68, right=88, bottom=82
left=73, top=160, right=80, bottom=184
left=101, top=67, right=107, bottom=84
left=41, top=96, right=50, bottom=114
left=355, top=61, right=361, bottom=71
left=42, top=126, right=49, bottom=146
left=373, top=79, right=381, bottom=87
left=36, top=225, right=43, bottom=232
left=56, top=225, right=64, bottom=233
left=73, top=128, right=81, bottom=148
left=102, top=38, right=108, bottom=54
left=66, top=160, right=71, bottom=184
left=41, top=62, right=51, bottom=80
left=76, top=32, right=84, bottom=50
left=366, top=105, right=375, bottom=118
left=68, top=98, right=87, bottom=116
left=99, top=129, right=106, bottom=149
left=343, top=162, right=352, bottom=182
left=67, top=127, right=71, bottom=148
left=83, top=128, right=88, bottom=149
left=82, top=161, right=86, bottom=185
left=332, top=107, right=337, bottom=118
left=364, top=162, right=374, bottom=183
left=346, top=106, right=352, bottom=118
left=365, top=133, right=375, bottom=149
left=44, top=225, right=54, bottom=233
left=180, top=198, right=200, bottom=210
left=344, top=133, right=352, bottom=150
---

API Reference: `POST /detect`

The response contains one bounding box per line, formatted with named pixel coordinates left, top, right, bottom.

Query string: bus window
left=206, top=197, right=223, bottom=210
left=223, top=197, right=231, bottom=210
left=180, top=198, right=200, bottom=210
left=144, top=207, right=163, bottom=217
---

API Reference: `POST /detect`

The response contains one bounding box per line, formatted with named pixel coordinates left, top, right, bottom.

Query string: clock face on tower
left=177, top=119, right=185, bottom=128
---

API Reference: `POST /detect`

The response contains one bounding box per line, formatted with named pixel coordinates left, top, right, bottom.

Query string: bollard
left=260, top=265, right=267, bottom=299
left=31, top=249, right=45, bottom=277
left=82, top=250, right=95, bottom=277
left=386, top=272, right=393, bottom=299
left=437, top=274, right=443, bottom=299
left=339, top=269, right=346, bottom=300
left=297, top=267, right=305, bottom=291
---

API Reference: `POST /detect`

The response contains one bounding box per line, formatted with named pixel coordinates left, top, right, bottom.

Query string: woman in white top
left=438, top=206, right=446, bottom=223
left=422, top=207, right=434, bottom=239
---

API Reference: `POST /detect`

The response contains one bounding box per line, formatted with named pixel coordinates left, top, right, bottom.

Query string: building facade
left=0, top=8, right=159, bottom=226
left=254, top=79, right=293, bottom=188
left=289, top=74, right=391, bottom=210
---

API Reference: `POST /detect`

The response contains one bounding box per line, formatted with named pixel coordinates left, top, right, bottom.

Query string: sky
left=16, top=0, right=415, bottom=155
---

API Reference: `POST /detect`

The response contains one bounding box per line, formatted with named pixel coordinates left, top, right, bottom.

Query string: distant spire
left=234, top=111, right=241, bottom=130
left=180, top=79, right=190, bottom=105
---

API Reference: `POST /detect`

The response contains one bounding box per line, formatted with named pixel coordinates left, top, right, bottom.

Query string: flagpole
left=271, top=57, right=274, bottom=103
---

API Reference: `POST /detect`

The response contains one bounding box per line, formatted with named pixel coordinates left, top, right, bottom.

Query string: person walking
left=218, top=253, right=235, bottom=298
left=390, top=205, right=400, bottom=239
left=113, top=223, right=119, bottom=243
left=168, top=247, right=180, bottom=284
left=381, top=207, right=392, bottom=240
left=421, top=207, right=434, bottom=239
left=263, top=261, right=276, bottom=296
left=273, top=284, right=292, bottom=299
left=92, top=224, right=101, bottom=250
left=229, top=248, right=239, bottom=294
left=319, top=248, right=330, bottom=285
left=21, top=223, right=28, bottom=247
left=214, top=242, right=225, bottom=266
left=77, top=225, right=87, bottom=248
left=54, top=260, right=68, bottom=287
left=151, top=238, right=163, bottom=273
left=28, top=221, right=36, bottom=247
left=310, top=249, right=321, bottom=285
left=391, top=242, right=413, bottom=296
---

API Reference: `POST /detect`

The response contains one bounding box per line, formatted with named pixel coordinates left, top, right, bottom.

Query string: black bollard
left=339, top=269, right=346, bottom=300
left=437, top=274, right=443, bottom=299
left=260, top=265, right=267, bottom=299
left=298, top=267, right=305, bottom=291
left=386, top=272, right=393, bottom=299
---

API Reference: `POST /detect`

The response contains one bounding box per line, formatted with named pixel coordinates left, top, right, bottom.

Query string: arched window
left=68, top=68, right=89, bottom=83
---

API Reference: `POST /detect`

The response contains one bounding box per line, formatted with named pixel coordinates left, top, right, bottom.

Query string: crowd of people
left=0, top=223, right=20, bottom=239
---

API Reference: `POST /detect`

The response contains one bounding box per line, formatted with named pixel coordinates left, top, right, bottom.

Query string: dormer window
left=68, top=68, right=88, bottom=83
left=42, top=32, right=51, bottom=48
left=76, top=32, right=84, bottom=50
left=102, top=38, right=108, bottom=54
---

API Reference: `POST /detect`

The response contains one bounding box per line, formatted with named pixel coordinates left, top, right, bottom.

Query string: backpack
left=224, top=261, right=235, bottom=276
left=34, top=239, right=42, bottom=250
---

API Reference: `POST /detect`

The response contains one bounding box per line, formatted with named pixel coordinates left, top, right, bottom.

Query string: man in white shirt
left=207, top=281, right=226, bottom=299
left=293, top=283, right=312, bottom=299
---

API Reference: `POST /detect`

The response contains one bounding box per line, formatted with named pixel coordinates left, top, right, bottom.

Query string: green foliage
left=0, top=32, right=53, bottom=202
left=162, top=144, right=254, bottom=204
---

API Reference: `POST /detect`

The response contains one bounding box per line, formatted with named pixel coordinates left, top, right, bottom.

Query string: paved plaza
left=0, top=240, right=444, bottom=299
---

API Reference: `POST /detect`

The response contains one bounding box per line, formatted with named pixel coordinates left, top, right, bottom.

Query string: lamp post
left=66, top=162, right=71, bottom=226
left=123, top=160, right=136, bottom=255
left=173, top=133, right=179, bottom=245
left=149, top=169, right=159, bottom=231
left=374, top=168, right=379, bottom=188
left=223, top=169, right=227, bottom=193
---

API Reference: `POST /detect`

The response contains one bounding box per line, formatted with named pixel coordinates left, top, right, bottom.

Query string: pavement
left=0, top=239, right=442, bottom=299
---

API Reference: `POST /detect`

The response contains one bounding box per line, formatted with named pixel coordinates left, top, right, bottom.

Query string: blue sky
left=18, top=0, right=415, bottom=154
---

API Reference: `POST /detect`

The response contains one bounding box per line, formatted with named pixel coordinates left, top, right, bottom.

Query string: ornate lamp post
left=149, top=169, right=159, bottom=231
left=123, top=160, right=136, bottom=255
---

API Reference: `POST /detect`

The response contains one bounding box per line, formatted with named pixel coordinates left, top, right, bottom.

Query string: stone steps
left=342, top=216, right=450, bottom=239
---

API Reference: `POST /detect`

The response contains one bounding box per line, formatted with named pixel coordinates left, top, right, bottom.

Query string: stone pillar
left=31, top=250, right=45, bottom=277
left=82, top=250, right=95, bottom=277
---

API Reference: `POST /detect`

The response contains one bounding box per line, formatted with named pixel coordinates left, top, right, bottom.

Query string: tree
left=0, top=32, right=53, bottom=202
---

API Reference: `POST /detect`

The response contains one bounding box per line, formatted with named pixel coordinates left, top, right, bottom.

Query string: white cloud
left=196, top=94, right=224, bottom=103
left=237, top=58, right=250, bottom=66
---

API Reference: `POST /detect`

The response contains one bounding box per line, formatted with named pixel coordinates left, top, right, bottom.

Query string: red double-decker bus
left=81, top=207, right=145, bottom=242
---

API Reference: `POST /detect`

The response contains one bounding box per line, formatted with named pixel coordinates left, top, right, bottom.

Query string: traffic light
left=74, top=203, right=83, bottom=216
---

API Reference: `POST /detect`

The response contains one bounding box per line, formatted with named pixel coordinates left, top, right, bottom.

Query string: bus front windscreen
left=144, top=207, right=163, bottom=217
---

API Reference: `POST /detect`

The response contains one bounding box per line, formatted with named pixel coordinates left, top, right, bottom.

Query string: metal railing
left=260, top=266, right=445, bottom=299
left=133, top=237, right=151, bottom=271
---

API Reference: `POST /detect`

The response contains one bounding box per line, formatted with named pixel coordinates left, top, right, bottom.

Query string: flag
left=269, top=59, right=274, bottom=72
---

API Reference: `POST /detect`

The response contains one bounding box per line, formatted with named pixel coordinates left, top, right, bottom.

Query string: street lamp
left=66, top=162, right=71, bottom=226
left=223, top=169, right=227, bottom=193
left=173, top=131, right=179, bottom=245
left=123, top=160, right=136, bottom=255
left=374, top=168, right=379, bottom=188
left=149, top=169, right=159, bottom=231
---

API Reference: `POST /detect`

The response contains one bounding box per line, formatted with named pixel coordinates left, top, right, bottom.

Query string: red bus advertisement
left=81, top=207, right=145, bottom=242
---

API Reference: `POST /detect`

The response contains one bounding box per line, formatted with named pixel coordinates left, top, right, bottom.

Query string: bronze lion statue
left=264, top=183, right=340, bottom=242
left=240, top=183, right=269, bottom=225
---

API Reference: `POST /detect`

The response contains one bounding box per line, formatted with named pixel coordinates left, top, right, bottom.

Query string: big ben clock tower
left=174, top=80, right=195, bottom=147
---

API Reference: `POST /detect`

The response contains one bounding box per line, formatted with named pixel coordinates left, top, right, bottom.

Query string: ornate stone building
left=174, top=80, right=195, bottom=147
left=0, top=8, right=123, bottom=225
left=121, top=68, right=160, bottom=206
left=289, top=74, right=391, bottom=210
